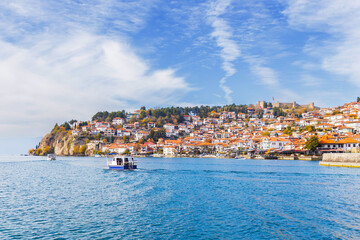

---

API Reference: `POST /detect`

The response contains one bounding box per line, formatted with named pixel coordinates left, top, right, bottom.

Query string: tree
left=123, top=149, right=131, bottom=155
left=332, top=110, right=341, bottom=115
left=134, top=143, right=141, bottom=152
left=139, top=110, right=146, bottom=119
left=43, top=146, right=54, bottom=155
left=52, top=123, right=60, bottom=132
left=304, top=136, right=319, bottom=152
left=305, top=125, right=315, bottom=132
left=123, top=136, right=129, bottom=143
left=357, top=97, right=360, bottom=103
left=73, top=145, right=79, bottom=155
left=62, top=122, right=71, bottom=130
left=283, top=126, right=293, bottom=136
left=96, top=133, right=101, bottom=140
left=148, top=128, right=166, bottom=142
left=35, top=148, right=42, bottom=156
left=262, top=131, right=270, bottom=136
left=129, top=116, right=137, bottom=123
left=79, top=145, right=86, bottom=155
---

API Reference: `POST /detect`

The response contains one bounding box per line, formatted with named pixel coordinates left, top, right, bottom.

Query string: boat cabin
left=107, top=155, right=137, bottom=170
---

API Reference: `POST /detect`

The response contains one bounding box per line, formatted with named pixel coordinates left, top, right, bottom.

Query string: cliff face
left=38, top=131, right=96, bottom=156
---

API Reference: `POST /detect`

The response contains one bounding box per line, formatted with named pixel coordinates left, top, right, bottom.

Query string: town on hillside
left=31, top=99, right=360, bottom=158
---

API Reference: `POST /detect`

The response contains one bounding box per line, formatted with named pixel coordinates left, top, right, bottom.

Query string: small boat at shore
left=47, top=154, right=56, bottom=161
left=107, top=155, right=137, bottom=170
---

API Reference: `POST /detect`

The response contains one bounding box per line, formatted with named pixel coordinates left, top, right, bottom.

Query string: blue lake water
left=1, top=156, right=360, bottom=239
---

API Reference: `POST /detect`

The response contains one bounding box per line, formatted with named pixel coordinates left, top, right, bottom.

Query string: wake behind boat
left=47, top=154, right=56, bottom=161
left=107, top=155, right=137, bottom=170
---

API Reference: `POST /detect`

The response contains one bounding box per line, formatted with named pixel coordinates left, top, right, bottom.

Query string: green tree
left=73, top=145, right=79, bottom=155
left=129, top=116, right=137, bottom=123
left=304, top=136, right=319, bottom=152
left=79, top=145, right=86, bottom=155
left=43, top=146, right=54, bottom=155
left=262, top=131, right=270, bottom=136
left=283, top=126, right=293, bottom=136
left=51, top=123, right=60, bottom=133
left=35, top=148, right=43, bottom=156
left=123, top=136, right=129, bottom=143
left=139, top=110, right=146, bottom=119
left=63, top=122, right=71, bottom=130
left=305, top=125, right=315, bottom=132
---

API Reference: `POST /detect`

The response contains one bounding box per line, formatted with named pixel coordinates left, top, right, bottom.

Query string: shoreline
left=319, top=161, right=360, bottom=168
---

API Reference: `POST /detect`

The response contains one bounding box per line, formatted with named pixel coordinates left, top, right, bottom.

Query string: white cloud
left=301, top=74, right=322, bottom=87
left=0, top=33, right=190, bottom=137
left=207, top=0, right=240, bottom=103
left=283, top=0, right=360, bottom=87
left=0, top=0, right=193, bottom=140
left=0, top=33, right=191, bottom=138
left=244, top=56, right=279, bottom=86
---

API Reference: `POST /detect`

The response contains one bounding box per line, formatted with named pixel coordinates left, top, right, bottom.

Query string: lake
left=1, top=156, right=360, bottom=239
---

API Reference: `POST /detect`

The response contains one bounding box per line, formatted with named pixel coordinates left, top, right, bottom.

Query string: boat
left=95, top=154, right=101, bottom=158
left=47, top=154, right=56, bottom=161
left=107, top=155, right=137, bottom=170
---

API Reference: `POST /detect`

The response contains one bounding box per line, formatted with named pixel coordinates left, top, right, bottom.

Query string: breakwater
left=320, top=153, right=360, bottom=168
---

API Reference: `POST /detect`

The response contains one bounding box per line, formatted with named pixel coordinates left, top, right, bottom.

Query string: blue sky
left=1, top=0, right=360, bottom=153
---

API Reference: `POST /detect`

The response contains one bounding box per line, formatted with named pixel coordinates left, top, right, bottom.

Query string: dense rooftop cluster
left=55, top=100, right=360, bottom=157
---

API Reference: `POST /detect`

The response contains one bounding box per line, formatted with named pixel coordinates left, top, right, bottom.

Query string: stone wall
left=322, top=153, right=360, bottom=163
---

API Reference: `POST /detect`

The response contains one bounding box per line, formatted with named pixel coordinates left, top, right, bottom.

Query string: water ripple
left=1, top=157, right=360, bottom=239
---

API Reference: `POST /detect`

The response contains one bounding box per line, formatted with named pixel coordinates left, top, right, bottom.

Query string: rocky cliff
left=38, top=131, right=96, bottom=156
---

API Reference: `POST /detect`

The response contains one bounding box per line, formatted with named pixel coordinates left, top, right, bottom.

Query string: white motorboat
left=47, top=154, right=56, bottom=161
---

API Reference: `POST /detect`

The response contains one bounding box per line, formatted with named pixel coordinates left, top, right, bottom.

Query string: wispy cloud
left=0, top=33, right=190, bottom=137
left=301, top=74, right=322, bottom=87
left=0, top=0, right=192, bottom=138
left=283, top=0, right=360, bottom=87
left=207, top=0, right=240, bottom=103
left=244, top=56, right=279, bottom=86
left=0, top=0, right=157, bottom=38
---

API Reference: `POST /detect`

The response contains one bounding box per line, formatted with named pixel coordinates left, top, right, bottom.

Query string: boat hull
left=108, top=165, right=137, bottom=170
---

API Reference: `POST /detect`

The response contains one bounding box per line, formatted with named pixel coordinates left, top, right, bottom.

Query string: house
left=238, top=113, right=246, bottom=119
left=192, top=116, right=200, bottom=122
left=72, top=129, right=81, bottom=136
left=112, top=117, right=125, bottom=125
left=263, top=113, right=274, bottom=119
left=163, top=146, right=177, bottom=156
left=259, top=137, right=290, bottom=150
left=104, top=128, right=116, bottom=136
left=164, top=123, right=176, bottom=131
left=135, top=131, right=149, bottom=141
left=95, top=122, right=110, bottom=128
left=184, top=115, right=191, bottom=121
left=147, top=122, right=156, bottom=128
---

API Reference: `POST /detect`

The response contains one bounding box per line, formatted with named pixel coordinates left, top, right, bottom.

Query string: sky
left=1, top=0, right=360, bottom=153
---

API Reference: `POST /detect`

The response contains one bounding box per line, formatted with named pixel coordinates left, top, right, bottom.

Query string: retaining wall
left=322, top=153, right=360, bottom=163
